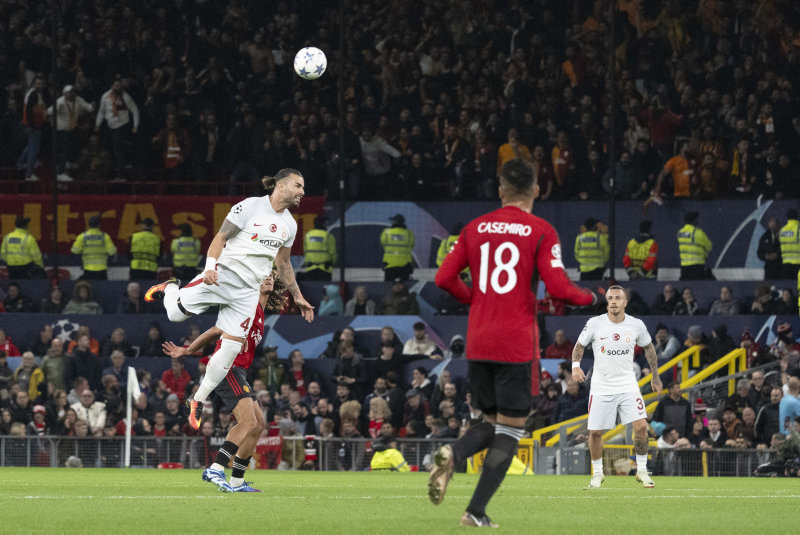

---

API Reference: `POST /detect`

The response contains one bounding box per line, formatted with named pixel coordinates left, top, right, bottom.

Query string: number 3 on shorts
left=636, top=397, right=644, bottom=411
left=240, top=317, right=251, bottom=330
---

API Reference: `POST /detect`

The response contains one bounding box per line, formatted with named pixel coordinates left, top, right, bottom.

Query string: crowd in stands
left=1, top=0, right=800, bottom=200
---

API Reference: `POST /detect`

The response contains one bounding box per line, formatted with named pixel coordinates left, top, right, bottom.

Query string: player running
left=162, top=271, right=287, bottom=492
left=146, top=168, right=314, bottom=430
left=433, top=159, right=600, bottom=527
left=572, top=285, right=662, bottom=489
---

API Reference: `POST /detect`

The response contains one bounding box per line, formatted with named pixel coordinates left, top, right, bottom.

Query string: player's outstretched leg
left=188, top=338, right=243, bottom=429
left=428, top=420, right=495, bottom=505
left=633, top=419, right=654, bottom=488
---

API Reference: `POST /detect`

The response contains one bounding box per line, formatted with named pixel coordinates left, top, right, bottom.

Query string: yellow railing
left=532, top=345, right=704, bottom=446
left=601, top=348, right=748, bottom=442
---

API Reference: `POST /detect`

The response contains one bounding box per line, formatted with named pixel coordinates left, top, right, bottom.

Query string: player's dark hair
left=261, top=168, right=303, bottom=194
left=265, top=269, right=289, bottom=313
left=499, top=159, right=535, bottom=194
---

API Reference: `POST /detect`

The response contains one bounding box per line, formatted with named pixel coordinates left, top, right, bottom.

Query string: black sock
left=232, top=456, right=250, bottom=479
left=214, top=440, right=239, bottom=468
left=466, top=426, right=522, bottom=518
left=451, top=421, right=495, bottom=464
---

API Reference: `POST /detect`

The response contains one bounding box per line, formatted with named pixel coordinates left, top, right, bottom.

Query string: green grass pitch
left=0, top=468, right=797, bottom=533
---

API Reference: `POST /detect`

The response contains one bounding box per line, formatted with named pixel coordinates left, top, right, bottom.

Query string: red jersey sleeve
left=435, top=230, right=471, bottom=303
left=536, top=223, right=593, bottom=306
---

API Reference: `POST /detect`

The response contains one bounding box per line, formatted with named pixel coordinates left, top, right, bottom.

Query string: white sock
left=230, top=477, right=244, bottom=488
left=636, top=455, right=648, bottom=472
left=164, top=284, right=188, bottom=322
left=210, top=463, right=225, bottom=472
left=194, top=338, right=242, bottom=403
left=592, top=458, right=603, bottom=475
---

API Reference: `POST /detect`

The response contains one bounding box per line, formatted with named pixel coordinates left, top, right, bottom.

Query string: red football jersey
left=215, top=304, right=264, bottom=370
left=436, top=205, right=593, bottom=364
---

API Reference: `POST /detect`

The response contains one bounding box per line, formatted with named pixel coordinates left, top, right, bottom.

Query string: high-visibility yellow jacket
left=370, top=448, right=410, bottom=472
left=303, top=229, right=337, bottom=273
left=130, top=230, right=160, bottom=271
left=1, top=228, right=43, bottom=267
left=171, top=237, right=201, bottom=267
left=623, top=236, right=658, bottom=278
left=380, top=227, right=414, bottom=269
left=574, top=231, right=609, bottom=272
left=677, top=224, right=712, bottom=266
left=779, top=219, right=800, bottom=265
left=71, top=228, right=117, bottom=271
left=436, top=235, right=459, bottom=267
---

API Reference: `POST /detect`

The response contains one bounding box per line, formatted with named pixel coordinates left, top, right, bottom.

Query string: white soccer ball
left=294, top=47, right=327, bottom=80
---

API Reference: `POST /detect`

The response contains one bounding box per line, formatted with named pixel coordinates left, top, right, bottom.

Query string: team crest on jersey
left=613, top=333, right=620, bottom=341
left=281, top=229, right=287, bottom=239
left=270, top=224, right=277, bottom=232
left=243, top=385, right=250, bottom=393
left=624, top=334, right=631, bottom=343
left=251, top=233, right=258, bottom=241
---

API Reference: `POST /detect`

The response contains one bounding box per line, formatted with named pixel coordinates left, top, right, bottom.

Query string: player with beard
left=146, top=168, right=314, bottom=430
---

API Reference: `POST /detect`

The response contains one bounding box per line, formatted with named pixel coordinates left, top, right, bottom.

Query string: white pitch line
left=11, top=494, right=798, bottom=500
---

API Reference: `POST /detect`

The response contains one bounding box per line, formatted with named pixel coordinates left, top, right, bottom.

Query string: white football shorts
left=587, top=391, right=647, bottom=431
left=177, top=265, right=259, bottom=339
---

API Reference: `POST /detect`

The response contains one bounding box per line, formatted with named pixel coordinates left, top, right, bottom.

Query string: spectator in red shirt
left=545, top=329, right=573, bottom=360
left=162, top=358, right=192, bottom=402
left=0, top=328, right=21, bottom=357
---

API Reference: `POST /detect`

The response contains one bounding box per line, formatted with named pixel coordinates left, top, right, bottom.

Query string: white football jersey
left=577, top=313, right=652, bottom=395
left=218, top=196, right=297, bottom=289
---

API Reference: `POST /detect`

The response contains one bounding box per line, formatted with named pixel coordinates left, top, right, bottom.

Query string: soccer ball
left=294, top=47, right=327, bottom=80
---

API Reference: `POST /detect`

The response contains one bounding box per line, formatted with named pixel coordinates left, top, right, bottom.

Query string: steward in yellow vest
left=300, top=216, right=337, bottom=281
left=129, top=218, right=161, bottom=280
left=71, top=215, right=117, bottom=280
left=677, top=211, right=714, bottom=280
left=170, top=223, right=201, bottom=282
left=623, top=220, right=658, bottom=280
left=779, top=209, right=800, bottom=280
left=574, top=217, right=609, bottom=280
left=380, top=214, right=414, bottom=281
left=1, top=216, right=44, bottom=279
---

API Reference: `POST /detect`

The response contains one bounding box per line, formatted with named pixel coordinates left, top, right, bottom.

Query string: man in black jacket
left=653, top=382, right=693, bottom=437
left=757, top=218, right=783, bottom=280
left=755, top=387, right=783, bottom=446
left=66, top=334, right=102, bottom=391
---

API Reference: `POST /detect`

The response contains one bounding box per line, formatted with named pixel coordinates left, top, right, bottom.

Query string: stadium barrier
left=0, top=435, right=784, bottom=477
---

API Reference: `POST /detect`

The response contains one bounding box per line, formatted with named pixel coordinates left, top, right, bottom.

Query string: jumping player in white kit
left=145, top=168, right=314, bottom=429
left=571, top=285, right=662, bottom=489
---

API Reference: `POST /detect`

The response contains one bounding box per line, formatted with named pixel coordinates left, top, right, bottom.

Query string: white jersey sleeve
left=226, top=197, right=259, bottom=229
left=634, top=318, right=652, bottom=347
left=577, top=316, right=598, bottom=347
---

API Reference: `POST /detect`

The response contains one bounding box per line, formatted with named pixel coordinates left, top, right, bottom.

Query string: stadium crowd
left=1, top=0, right=800, bottom=200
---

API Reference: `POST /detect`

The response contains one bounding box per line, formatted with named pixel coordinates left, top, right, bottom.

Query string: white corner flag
left=125, top=366, right=142, bottom=468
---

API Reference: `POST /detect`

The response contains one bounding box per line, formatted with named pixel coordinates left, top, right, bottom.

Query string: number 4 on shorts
left=240, top=317, right=251, bottom=330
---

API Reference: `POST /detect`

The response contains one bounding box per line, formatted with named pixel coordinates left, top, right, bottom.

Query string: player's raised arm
left=642, top=342, right=663, bottom=394
left=275, top=245, right=314, bottom=322
left=162, top=326, right=224, bottom=358
left=434, top=231, right=471, bottom=303
left=203, top=219, right=242, bottom=285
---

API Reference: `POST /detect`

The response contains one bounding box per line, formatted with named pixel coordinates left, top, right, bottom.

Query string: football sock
left=230, top=456, right=250, bottom=488
left=451, top=421, right=495, bottom=464
left=194, top=338, right=242, bottom=403
left=636, top=455, right=648, bottom=472
left=592, top=458, right=603, bottom=475
left=466, top=424, right=524, bottom=518
left=212, top=440, right=239, bottom=470
left=163, top=284, right=188, bottom=322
